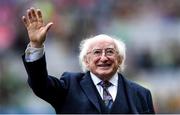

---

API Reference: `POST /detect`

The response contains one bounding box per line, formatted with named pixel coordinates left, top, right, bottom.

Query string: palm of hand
left=27, top=22, right=46, bottom=45
left=22, top=8, right=53, bottom=47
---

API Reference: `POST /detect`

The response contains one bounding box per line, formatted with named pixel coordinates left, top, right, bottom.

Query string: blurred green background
left=0, top=0, right=180, bottom=114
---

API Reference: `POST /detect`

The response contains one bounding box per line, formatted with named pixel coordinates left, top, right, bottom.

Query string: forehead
left=88, top=38, right=116, bottom=50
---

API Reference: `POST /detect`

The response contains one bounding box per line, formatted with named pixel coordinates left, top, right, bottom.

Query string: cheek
left=85, top=56, right=98, bottom=67
left=93, top=57, right=100, bottom=63
left=112, top=57, right=121, bottom=66
left=90, top=59, right=99, bottom=67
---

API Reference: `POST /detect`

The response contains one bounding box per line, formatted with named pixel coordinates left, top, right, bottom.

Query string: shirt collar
left=90, top=72, right=118, bottom=87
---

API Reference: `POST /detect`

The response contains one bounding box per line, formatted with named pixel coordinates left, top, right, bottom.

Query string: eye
left=106, top=49, right=115, bottom=56
left=93, top=50, right=102, bottom=56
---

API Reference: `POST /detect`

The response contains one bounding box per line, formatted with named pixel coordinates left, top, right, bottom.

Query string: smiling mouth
left=97, top=64, right=111, bottom=67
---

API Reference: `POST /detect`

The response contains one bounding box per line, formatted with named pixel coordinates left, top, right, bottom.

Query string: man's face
left=84, top=39, right=122, bottom=80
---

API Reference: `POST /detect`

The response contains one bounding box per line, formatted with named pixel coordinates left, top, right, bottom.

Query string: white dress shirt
left=25, top=45, right=118, bottom=101
left=25, top=44, right=44, bottom=62
left=90, top=72, right=118, bottom=101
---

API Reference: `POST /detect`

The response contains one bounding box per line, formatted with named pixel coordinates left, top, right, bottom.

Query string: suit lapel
left=110, top=74, right=126, bottom=113
left=80, top=72, right=101, bottom=113
left=79, top=72, right=138, bottom=113
left=120, top=74, right=138, bottom=113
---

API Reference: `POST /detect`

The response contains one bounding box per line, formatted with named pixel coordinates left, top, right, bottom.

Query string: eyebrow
left=92, top=47, right=115, bottom=50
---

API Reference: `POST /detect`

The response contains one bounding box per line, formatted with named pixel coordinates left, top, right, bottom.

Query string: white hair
left=79, top=34, right=126, bottom=72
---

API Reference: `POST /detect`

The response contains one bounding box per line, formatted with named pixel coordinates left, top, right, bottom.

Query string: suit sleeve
left=22, top=54, right=68, bottom=107
left=146, top=90, right=155, bottom=113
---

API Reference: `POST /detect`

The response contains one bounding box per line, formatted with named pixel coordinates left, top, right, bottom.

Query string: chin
left=97, top=70, right=114, bottom=78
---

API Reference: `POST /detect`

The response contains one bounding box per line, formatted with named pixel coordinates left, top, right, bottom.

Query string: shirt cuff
left=25, top=44, right=45, bottom=62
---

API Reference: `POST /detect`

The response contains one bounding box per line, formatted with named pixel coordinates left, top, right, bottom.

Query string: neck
left=96, top=73, right=116, bottom=81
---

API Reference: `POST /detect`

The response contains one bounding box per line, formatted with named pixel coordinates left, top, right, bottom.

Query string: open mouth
left=97, top=64, right=111, bottom=68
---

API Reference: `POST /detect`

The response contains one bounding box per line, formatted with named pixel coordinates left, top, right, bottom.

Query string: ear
left=84, top=55, right=90, bottom=68
left=117, top=55, right=123, bottom=65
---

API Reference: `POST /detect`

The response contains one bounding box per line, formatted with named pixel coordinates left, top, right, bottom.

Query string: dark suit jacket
left=22, top=54, right=155, bottom=114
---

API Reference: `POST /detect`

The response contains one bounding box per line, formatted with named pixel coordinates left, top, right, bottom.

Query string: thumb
left=44, top=22, right=53, bottom=33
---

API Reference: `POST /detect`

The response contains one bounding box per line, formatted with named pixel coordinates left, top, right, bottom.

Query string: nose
left=99, top=53, right=108, bottom=62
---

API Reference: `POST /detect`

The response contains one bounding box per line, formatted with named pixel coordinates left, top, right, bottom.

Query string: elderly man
left=22, top=8, right=155, bottom=114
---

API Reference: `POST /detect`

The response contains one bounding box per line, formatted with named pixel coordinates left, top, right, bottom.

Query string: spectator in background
left=21, top=7, right=155, bottom=114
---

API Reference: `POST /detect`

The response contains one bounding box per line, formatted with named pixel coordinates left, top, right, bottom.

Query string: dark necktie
left=99, top=80, right=113, bottom=110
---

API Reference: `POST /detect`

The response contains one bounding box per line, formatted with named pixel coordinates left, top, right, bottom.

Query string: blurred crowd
left=0, top=0, right=180, bottom=113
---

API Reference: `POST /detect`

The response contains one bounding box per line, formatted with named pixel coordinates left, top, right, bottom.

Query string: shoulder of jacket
left=119, top=73, right=150, bottom=93
left=61, top=72, right=85, bottom=79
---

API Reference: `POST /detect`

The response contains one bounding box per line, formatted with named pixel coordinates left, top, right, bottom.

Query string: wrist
left=30, top=42, right=43, bottom=48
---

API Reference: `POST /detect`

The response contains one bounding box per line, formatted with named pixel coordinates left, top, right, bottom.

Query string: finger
left=22, top=16, right=30, bottom=27
left=30, top=7, right=38, bottom=22
left=27, top=9, right=33, bottom=23
left=44, top=22, right=53, bottom=33
left=37, top=9, right=43, bottom=23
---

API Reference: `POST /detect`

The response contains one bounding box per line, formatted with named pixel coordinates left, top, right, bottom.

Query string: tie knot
left=99, top=80, right=112, bottom=89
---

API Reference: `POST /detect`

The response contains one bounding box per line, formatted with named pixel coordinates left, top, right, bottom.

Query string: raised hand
left=22, top=7, right=53, bottom=48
